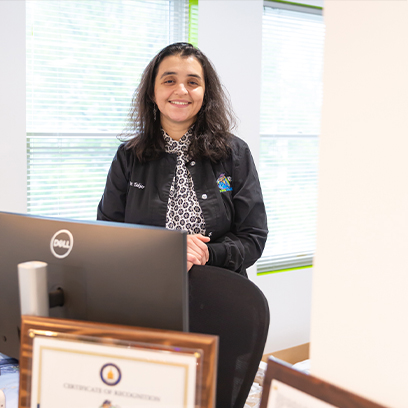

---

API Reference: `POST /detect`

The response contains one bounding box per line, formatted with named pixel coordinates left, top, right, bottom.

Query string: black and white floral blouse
left=163, top=129, right=206, bottom=235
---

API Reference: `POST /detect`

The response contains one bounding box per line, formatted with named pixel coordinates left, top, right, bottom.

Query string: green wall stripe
left=257, top=264, right=313, bottom=276
left=266, top=0, right=323, bottom=11
left=189, top=0, right=199, bottom=47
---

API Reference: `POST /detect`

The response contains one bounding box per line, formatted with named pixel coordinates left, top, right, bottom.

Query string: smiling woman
left=97, top=42, right=268, bottom=276
left=154, top=55, right=205, bottom=139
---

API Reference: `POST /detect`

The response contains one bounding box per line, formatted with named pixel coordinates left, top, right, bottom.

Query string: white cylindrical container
left=0, top=389, right=5, bottom=408
left=17, top=261, right=49, bottom=317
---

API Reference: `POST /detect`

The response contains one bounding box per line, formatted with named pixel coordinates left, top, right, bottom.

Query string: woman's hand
left=186, top=234, right=210, bottom=271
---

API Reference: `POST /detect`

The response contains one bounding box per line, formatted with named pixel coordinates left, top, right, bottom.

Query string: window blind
left=27, top=0, right=189, bottom=220
left=258, top=3, right=325, bottom=273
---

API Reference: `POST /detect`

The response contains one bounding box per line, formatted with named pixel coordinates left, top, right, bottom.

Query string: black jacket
left=97, top=135, right=268, bottom=276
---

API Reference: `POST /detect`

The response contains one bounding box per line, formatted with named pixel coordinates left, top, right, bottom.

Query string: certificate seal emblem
left=100, top=363, right=122, bottom=386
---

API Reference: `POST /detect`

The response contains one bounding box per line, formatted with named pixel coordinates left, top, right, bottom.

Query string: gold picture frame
left=19, top=315, right=218, bottom=408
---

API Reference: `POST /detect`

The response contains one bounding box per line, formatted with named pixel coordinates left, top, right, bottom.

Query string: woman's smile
left=169, top=100, right=191, bottom=106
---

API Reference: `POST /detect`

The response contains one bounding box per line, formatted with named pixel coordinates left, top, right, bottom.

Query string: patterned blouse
left=163, top=129, right=206, bottom=235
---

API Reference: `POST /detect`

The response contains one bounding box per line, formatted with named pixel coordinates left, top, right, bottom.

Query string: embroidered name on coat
left=130, top=181, right=145, bottom=189
left=217, top=174, right=232, bottom=192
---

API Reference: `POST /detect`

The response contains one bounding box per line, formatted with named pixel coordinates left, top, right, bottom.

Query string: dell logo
left=53, top=239, right=70, bottom=249
left=50, top=229, right=74, bottom=259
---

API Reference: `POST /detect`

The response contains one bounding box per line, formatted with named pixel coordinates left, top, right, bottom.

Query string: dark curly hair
left=121, top=42, right=236, bottom=162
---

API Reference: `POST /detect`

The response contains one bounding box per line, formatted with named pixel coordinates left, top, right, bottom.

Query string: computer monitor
left=0, top=211, right=188, bottom=359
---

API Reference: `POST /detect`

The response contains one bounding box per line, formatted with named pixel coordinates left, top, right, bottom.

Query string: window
left=258, top=2, right=325, bottom=273
left=26, top=0, right=189, bottom=220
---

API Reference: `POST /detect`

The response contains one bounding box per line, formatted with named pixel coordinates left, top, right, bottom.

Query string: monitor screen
left=0, top=211, right=188, bottom=359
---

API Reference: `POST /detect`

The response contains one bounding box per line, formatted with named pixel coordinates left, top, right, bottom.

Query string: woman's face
left=154, top=54, right=205, bottom=134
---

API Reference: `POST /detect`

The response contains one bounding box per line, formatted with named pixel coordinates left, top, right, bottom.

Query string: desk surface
left=0, top=357, right=19, bottom=408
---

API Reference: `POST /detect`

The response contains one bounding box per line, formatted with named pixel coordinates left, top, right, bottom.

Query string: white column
left=311, top=1, right=408, bottom=407
left=198, top=0, right=262, bottom=163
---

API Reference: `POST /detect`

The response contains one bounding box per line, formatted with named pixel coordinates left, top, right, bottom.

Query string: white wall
left=311, top=1, right=408, bottom=407
left=198, top=0, right=312, bottom=353
left=0, top=1, right=27, bottom=213
left=198, top=0, right=263, bottom=162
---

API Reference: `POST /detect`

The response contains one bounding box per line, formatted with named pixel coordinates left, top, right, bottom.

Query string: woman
left=97, top=42, right=267, bottom=276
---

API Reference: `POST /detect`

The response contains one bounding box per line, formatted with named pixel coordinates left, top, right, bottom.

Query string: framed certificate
left=260, top=359, right=387, bottom=408
left=19, top=316, right=218, bottom=408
